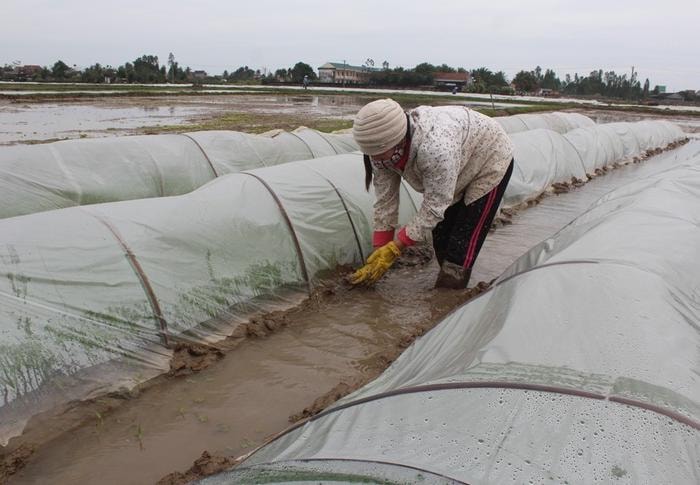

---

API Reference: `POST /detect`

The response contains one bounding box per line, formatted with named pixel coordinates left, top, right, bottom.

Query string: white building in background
left=318, top=62, right=378, bottom=84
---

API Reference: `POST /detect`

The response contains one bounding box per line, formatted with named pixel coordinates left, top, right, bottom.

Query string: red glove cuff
left=397, top=227, right=416, bottom=247
left=372, top=230, right=395, bottom=247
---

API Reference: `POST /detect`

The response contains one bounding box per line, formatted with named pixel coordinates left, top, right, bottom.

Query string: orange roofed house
left=433, top=71, right=471, bottom=91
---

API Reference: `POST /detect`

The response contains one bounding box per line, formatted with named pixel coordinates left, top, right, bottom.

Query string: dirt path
left=3, top=136, right=691, bottom=485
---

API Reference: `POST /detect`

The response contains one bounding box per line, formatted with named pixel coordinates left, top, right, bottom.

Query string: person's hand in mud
left=349, top=240, right=403, bottom=286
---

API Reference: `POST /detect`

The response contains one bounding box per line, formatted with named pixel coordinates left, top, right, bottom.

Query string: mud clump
left=395, top=243, right=434, bottom=267
left=571, top=176, right=586, bottom=188
left=288, top=377, right=367, bottom=423
left=551, top=182, right=571, bottom=194
left=0, top=444, right=35, bottom=484
left=245, top=312, right=290, bottom=337
left=491, top=207, right=514, bottom=228
left=300, top=277, right=341, bottom=308
left=156, top=451, right=239, bottom=485
left=169, top=343, right=225, bottom=376
left=550, top=176, right=587, bottom=194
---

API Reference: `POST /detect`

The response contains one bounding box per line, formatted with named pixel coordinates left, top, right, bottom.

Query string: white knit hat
left=352, top=99, right=407, bottom=156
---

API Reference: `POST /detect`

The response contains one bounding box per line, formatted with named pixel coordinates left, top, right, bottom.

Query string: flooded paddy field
left=0, top=101, right=207, bottom=145
left=2, top=92, right=696, bottom=148
left=0, top=92, right=544, bottom=146
left=0, top=95, right=361, bottom=145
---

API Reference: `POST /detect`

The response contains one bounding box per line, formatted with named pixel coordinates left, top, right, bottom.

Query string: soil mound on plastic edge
left=490, top=138, right=689, bottom=226
left=169, top=343, right=225, bottom=376
left=156, top=451, right=240, bottom=485
left=0, top=445, right=35, bottom=485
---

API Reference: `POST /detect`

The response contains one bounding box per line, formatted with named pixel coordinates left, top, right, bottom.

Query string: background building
left=432, top=71, right=471, bottom=91
left=318, top=62, right=378, bottom=84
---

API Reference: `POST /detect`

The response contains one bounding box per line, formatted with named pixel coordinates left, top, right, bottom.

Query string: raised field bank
left=0, top=90, right=698, bottom=484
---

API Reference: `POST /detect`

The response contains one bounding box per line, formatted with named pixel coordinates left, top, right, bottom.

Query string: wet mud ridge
left=157, top=451, right=239, bottom=485
left=2, top=138, right=689, bottom=485
left=0, top=446, right=34, bottom=485
left=169, top=343, right=225, bottom=376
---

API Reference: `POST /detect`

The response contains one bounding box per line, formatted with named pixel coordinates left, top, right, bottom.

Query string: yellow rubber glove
left=349, top=241, right=401, bottom=286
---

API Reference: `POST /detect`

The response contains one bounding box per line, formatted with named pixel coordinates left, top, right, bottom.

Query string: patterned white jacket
left=373, top=106, right=513, bottom=244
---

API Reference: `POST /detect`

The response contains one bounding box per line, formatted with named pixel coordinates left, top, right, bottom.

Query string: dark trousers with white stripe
left=432, top=159, right=514, bottom=276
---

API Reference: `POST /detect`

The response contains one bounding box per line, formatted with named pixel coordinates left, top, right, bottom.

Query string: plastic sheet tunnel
left=0, top=154, right=421, bottom=444
left=495, top=111, right=595, bottom=134
left=0, top=118, right=687, bottom=445
left=0, top=111, right=593, bottom=220
left=0, top=128, right=358, bottom=219
left=503, top=120, right=684, bottom=207
left=215, top=140, right=700, bottom=485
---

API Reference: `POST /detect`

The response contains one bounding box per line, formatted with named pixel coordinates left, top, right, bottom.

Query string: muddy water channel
left=6, top=142, right=691, bottom=485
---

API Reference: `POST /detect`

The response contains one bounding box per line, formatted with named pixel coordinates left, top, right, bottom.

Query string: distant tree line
left=510, top=66, right=696, bottom=101
left=1, top=55, right=695, bottom=101
left=0, top=55, right=320, bottom=86
left=368, top=62, right=449, bottom=87
left=1, top=55, right=174, bottom=84
left=368, top=62, right=514, bottom=95
left=513, top=66, right=648, bottom=100
left=368, top=62, right=695, bottom=100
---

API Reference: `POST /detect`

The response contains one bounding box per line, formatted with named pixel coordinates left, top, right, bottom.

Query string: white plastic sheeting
left=0, top=155, right=419, bottom=444
left=504, top=129, right=586, bottom=207
left=495, top=111, right=595, bottom=134
left=564, top=120, right=682, bottom=171
left=229, top=141, right=700, bottom=484
left=0, top=128, right=358, bottom=219
left=504, top=120, right=685, bottom=207
left=0, top=119, right=685, bottom=445
left=0, top=112, right=592, bottom=221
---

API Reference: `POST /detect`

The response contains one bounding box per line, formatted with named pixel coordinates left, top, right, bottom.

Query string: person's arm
left=371, top=167, right=401, bottom=247
left=399, top=125, right=461, bottom=246
left=349, top=167, right=402, bottom=286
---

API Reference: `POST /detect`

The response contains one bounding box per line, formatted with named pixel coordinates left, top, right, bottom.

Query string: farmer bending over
left=350, top=98, right=514, bottom=289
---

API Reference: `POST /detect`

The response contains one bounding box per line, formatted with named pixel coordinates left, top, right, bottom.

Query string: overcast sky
left=2, top=0, right=698, bottom=91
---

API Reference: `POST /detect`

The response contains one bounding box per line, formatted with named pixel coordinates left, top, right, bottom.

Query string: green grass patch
left=145, top=102, right=556, bottom=136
